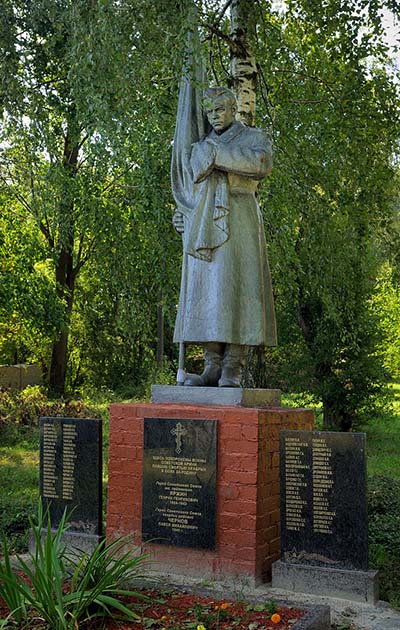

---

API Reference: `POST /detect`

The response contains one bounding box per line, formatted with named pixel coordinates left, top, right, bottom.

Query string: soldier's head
left=203, top=87, right=237, bottom=134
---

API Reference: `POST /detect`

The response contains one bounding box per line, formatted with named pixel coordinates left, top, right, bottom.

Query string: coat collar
left=209, top=120, right=245, bottom=143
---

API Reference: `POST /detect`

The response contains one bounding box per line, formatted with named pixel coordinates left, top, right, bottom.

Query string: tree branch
left=0, top=170, right=55, bottom=247
left=202, top=22, right=244, bottom=55
left=0, top=171, right=32, bottom=213
left=215, top=0, right=235, bottom=24
left=73, top=236, right=96, bottom=276
left=274, top=68, right=340, bottom=101
left=257, top=62, right=276, bottom=127
left=101, top=162, right=138, bottom=195
left=217, top=33, right=231, bottom=79
left=78, top=134, right=89, bottom=153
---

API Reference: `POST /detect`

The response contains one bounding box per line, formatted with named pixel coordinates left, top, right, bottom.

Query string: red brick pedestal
left=106, top=402, right=314, bottom=585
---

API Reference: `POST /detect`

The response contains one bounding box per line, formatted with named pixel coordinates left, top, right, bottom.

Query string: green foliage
left=371, top=264, right=400, bottom=379
left=263, top=600, right=278, bottom=615
left=66, top=129, right=181, bottom=391
left=368, top=475, right=400, bottom=607
left=0, top=0, right=399, bottom=412
left=0, top=401, right=39, bottom=554
left=365, top=382, right=400, bottom=480
left=368, top=475, right=400, bottom=518
left=0, top=493, right=38, bottom=556
left=245, top=600, right=278, bottom=615
left=0, top=386, right=101, bottom=425
left=244, top=0, right=399, bottom=427
left=0, top=0, right=189, bottom=392
left=0, top=200, right=64, bottom=366
left=0, top=502, right=149, bottom=629
left=201, top=0, right=399, bottom=424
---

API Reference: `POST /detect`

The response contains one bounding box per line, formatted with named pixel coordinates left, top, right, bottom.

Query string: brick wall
left=107, top=402, right=314, bottom=585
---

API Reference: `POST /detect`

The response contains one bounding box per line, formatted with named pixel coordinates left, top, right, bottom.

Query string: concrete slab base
left=272, top=560, right=379, bottom=605
left=151, top=385, right=281, bottom=407
left=29, top=529, right=103, bottom=556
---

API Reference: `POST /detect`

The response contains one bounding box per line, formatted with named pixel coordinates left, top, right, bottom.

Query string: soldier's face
left=206, top=97, right=236, bottom=133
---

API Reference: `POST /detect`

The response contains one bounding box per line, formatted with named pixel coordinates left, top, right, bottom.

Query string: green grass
left=364, top=382, right=400, bottom=479
left=0, top=424, right=39, bottom=552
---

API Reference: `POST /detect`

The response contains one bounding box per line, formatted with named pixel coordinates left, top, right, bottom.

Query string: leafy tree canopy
left=0, top=0, right=399, bottom=422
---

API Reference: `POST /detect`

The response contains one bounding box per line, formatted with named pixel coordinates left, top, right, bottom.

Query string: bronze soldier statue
left=172, top=85, right=276, bottom=387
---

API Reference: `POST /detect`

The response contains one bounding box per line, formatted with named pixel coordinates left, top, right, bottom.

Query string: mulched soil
left=106, top=588, right=305, bottom=629
left=0, top=587, right=305, bottom=629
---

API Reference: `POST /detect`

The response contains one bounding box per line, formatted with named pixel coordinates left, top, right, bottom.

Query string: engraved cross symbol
left=171, top=422, right=187, bottom=454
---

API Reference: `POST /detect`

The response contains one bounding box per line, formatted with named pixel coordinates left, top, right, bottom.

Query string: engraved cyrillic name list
left=151, top=455, right=206, bottom=534
left=280, top=430, right=368, bottom=570
left=62, top=424, right=77, bottom=500
left=284, top=436, right=309, bottom=532
left=312, top=437, right=335, bottom=534
left=42, top=423, right=58, bottom=498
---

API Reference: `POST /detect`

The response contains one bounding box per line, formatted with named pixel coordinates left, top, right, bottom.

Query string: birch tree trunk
left=229, top=0, right=258, bottom=127
left=230, top=0, right=269, bottom=389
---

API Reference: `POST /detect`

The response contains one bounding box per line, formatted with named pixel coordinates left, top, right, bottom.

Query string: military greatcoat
left=173, top=120, right=277, bottom=347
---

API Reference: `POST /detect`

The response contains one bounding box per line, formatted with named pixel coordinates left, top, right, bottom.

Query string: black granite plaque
left=39, top=417, right=102, bottom=535
left=280, top=430, right=368, bottom=571
left=142, top=417, right=217, bottom=549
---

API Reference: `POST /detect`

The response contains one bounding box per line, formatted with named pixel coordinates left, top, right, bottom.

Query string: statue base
left=107, top=398, right=314, bottom=586
left=151, top=384, right=281, bottom=407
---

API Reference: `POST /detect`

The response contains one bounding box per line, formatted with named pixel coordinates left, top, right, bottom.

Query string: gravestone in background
left=272, top=429, right=378, bottom=603
left=142, top=417, right=217, bottom=549
left=39, top=417, right=102, bottom=537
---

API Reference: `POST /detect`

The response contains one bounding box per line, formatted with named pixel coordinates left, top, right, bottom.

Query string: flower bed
left=87, top=588, right=305, bottom=630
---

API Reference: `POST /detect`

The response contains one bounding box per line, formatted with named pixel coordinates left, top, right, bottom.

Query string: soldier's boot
left=184, top=343, right=223, bottom=386
left=218, top=344, right=247, bottom=387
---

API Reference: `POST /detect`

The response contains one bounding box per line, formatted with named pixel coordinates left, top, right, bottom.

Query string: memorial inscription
left=39, top=417, right=102, bottom=535
left=142, top=417, right=217, bottom=549
left=280, top=430, right=368, bottom=571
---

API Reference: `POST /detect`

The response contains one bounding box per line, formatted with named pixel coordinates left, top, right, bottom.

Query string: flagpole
left=177, top=341, right=185, bottom=385
left=171, top=5, right=206, bottom=387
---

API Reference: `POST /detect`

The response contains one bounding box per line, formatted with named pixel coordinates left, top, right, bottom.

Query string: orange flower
left=220, top=602, right=229, bottom=610
left=271, top=613, right=281, bottom=624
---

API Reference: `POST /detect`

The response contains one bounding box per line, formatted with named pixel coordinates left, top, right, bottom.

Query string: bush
left=368, top=475, right=400, bottom=607
left=0, top=386, right=100, bottom=426
left=368, top=475, right=400, bottom=518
